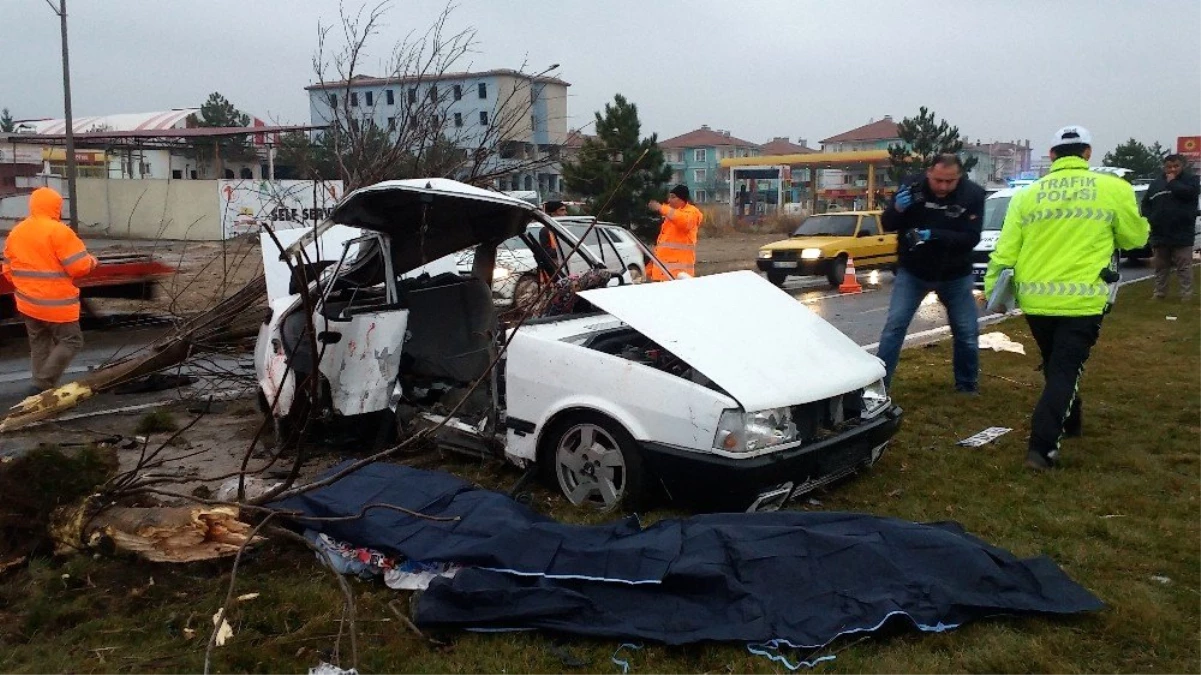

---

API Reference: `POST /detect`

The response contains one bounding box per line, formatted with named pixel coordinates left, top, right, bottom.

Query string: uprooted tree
left=304, top=0, right=564, bottom=190
left=887, top=106, right=979, bottom=183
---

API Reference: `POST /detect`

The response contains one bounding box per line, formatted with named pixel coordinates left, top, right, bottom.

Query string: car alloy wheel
left=555, top=423, right=628, bottom=509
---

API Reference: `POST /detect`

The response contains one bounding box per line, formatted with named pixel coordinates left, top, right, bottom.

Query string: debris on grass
left=957, top=427, right=1014, bottom=447
left=136, top=410, right=179, bottom=435
left=979, top=332, right=1026, bottom=354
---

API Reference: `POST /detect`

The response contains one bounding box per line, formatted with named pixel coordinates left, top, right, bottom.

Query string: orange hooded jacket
left=1, top=187, right=97, bottom=322
left=648, top=202, right=703, bottom=281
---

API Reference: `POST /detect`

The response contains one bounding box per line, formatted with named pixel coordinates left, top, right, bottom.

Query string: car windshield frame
left=792, top=214, right=859, bottom=237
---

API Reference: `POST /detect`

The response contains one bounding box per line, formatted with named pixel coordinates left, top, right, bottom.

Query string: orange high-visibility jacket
left=649, top=202, right=703, bottom=281
left=1, top=187, right=97, bottom=322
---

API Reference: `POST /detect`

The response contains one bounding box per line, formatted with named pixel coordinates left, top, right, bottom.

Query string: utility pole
left=46, top=0, right=78, bottom=229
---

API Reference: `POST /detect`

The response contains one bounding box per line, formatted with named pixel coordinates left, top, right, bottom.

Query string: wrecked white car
left=255, top=179, right=902, bottom=511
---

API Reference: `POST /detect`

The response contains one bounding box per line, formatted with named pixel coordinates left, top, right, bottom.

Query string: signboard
left=218, top=179, right=344, bottom=239
left=0, top=144, right=43, bottom=165
left=1177, top=136, right=1201, bottom=158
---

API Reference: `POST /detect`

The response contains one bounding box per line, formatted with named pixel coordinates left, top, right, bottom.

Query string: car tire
left=540, top=412, right=650, bottom=512
left=512, top=272, right=540, bottom=310
left=767, top=272, right=788, bottom=287
left=826, top=255, right=848, bottom=288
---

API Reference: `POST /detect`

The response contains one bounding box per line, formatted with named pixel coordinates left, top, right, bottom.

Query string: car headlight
left=861, top=379, right=890, bottom=418
left=757, top=250, right=773, bottom=259
left=713, top=407, right=797, bottom=454
left=800, top=248, right=823, bottom=260
left=492, top=266, right=513, bottom=282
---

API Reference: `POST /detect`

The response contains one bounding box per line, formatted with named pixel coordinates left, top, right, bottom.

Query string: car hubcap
left=556, top=424, right=626, bottom=509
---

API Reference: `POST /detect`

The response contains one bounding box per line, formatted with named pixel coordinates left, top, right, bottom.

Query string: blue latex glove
left=894, top=187, right=914, bottom=212
left=915, top=229, right=932, bottom=242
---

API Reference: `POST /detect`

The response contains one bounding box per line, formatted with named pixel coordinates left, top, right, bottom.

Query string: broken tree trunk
left=50, top=497, right=262, bottom=563
left=0, top=275, right=267, bottom=433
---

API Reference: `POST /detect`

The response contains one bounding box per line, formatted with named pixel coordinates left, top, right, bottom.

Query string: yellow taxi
left=756, top=210, right=896, bottom=287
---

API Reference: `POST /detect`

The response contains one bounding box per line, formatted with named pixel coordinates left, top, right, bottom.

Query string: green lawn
left=1, top=273, right=1197, bottom=674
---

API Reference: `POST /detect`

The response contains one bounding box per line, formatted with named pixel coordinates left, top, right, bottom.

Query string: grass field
left=1, top=273, right=1197, bottom=673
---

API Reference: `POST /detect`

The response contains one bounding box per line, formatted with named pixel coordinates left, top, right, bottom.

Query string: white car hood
left=578, top=271, right=885, bottom=411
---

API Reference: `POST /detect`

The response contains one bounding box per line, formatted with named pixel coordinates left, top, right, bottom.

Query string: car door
left=853, top=214, right=895, bottom=267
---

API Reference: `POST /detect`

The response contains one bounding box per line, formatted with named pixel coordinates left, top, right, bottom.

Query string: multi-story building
left=659, top=125, right=760, bottom=204
left=962, top=139, right=1033, bottom=189
left=305, top=69, right=570, bottom=197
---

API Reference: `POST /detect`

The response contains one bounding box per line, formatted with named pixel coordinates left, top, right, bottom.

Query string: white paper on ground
left=957, top=427, right=1013, bottom=447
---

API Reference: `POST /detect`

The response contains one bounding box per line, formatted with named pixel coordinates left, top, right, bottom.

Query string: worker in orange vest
left=647, top=185, right=703, bottom=281
left=1, top=187, right=97, bottom=395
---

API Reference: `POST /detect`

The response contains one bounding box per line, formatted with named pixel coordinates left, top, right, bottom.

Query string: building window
left=365, top=91, right=374, bottom=107
left=454, top=112, right=463, bottom=127
left=328, top=93, right=338, bottom=108
left=172, top=169, right=182, bottom=179
left=695, top=190, right=708, bottom=203
left=478, top=82, right=487, bottom=99
left=349, top=118, right=360, bottom=133
left=453, top=84, right=462, bottom=100
left=480, top=111, right=489, bottom=126
left=429, top=85, right=437, bottom=101
left=694, top=149, right=707, bottom=162
left=408, top=88, right=417, bottom=103
left=530, top=114, right=538, bottom=131
left=694, top=169, right=707, bottom=182
left=349, top=92, right=359, bottom=107
left=385, top=89, right=394, bottom=105
left=387, top=117, right=397, bottom=131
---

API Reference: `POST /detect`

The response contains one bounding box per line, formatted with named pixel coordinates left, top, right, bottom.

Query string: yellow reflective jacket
left=984, top=156, right=1149, bottom=316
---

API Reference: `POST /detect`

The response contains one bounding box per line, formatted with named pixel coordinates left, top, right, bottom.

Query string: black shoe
left=1024, top=449, right=1056, bottom=471
left=956, top=386, right=980, bottom=396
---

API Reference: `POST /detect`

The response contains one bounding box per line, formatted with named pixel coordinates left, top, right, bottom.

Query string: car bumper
left=971, top=264, right=987, bottom=289
left=756, top=259, right=830, bottom=276
left=639, top=404, right=903, bottom=511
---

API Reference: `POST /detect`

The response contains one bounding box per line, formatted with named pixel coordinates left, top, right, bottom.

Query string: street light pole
left=47, top=0, right=78, bottom=229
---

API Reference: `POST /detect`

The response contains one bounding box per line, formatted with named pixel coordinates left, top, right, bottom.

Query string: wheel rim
left=555, top=423, right=626, bottom=509
left=513, top=275, right=539, bottom=308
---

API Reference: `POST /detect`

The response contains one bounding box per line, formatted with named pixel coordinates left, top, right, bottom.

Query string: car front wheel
left=542, top=413, right=649, bottom=511
left=826, top=255, right=848, bottom=288
left=767, top=272, right=788, bottom=287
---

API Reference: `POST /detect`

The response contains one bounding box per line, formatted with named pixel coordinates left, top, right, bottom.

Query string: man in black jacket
left=877, top=154, right=986, bottom=392
left=1143, top=154, right=1200, bottom=300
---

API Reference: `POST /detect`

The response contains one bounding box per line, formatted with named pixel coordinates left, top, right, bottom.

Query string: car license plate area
left=773, top=261, right=798, bottom=269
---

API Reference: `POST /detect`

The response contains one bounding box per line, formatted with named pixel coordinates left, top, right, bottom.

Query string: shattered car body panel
left=254, top=178, right=902, bottom=511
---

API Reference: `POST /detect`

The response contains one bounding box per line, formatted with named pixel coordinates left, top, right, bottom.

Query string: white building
left=305, top=69, right=570, bottom=197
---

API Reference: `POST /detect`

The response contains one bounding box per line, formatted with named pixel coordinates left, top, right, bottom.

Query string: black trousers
left=1025, top=315, right=1103, bottom=458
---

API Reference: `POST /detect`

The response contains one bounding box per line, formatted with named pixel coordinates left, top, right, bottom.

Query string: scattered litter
left=305, top=530, right=398, bottom=579
left=957, top=427, right=1013, bottom=447
left=182, top=627, right=196, bottom=640
left=1166, top=316, right=1178, bottom=321
left=308, top=662, right=359, bottom=675
left=211, top=608, right=234, bottom=647
left=979, top=332, right=1026, bottom=354
left=215, top=477, right=283, bottom=503
left=748, top=640, right=838, bottom=671
left=1151, top=575, right=1172, bottom=585
left=887, top=488, right=904, bottom=498
left=1101, top=514, right=1126, bottom=520
left=236, top=592, right=260, bottom=602
left=807, top=498, right=822, bottom=507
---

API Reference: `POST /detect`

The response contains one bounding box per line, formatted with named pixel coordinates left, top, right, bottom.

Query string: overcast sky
left=3, top=0, right=1198, bottom=158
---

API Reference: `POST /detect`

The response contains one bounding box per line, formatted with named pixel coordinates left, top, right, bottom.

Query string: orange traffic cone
left=839, top=257, right=863, bottom=294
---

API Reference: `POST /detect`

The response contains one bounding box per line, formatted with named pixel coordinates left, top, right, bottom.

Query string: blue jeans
left=877, top=268, right=979, bottom=391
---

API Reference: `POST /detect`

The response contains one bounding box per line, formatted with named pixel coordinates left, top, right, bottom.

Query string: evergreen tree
left=1103, top=138, right=1167, bottom=179
left=561, top=94, right=671, bottom=235
left=886, top=106, right=978, bottom=183
left=189, top=92, right=257, bottom=169
left=0, top=108, right=14, bottom=133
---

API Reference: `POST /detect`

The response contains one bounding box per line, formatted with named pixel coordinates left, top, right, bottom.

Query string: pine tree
left=561, top=94, right=672, bottom=235
left=1103, top=138, right=1167, bottom=179
left=0, top=108, right=15, bottom=133
left=886, top=106, right=978, bottom=183
left=189, top=92, right=257, bottom=168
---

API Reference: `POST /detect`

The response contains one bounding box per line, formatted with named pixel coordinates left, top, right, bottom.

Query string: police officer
left=984, top=126, right=1149, bottom=471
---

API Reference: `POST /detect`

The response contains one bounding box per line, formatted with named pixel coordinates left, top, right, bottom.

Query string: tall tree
left=1103, top=138, right=1167, bottom=179
left=189, top=92, right=258, bottom=171
left=0, top=108, right=14, bottom=133
left=886, top=106, right=978, bottom=183
left=561, top=94, right=672, bottom=235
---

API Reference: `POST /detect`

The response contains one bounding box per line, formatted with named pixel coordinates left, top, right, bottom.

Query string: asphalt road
left=0, top=261, right=1159, bottom=411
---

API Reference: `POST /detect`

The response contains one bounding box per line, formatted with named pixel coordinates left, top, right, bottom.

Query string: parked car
left=756, top=211, right=896, bottom=287
left=255, top=179, right=902, bottom=512
left=554, top=217, right=649, bottom=282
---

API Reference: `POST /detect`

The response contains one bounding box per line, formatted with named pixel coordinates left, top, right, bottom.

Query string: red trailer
left=0, top=251, right=175, bottom=325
